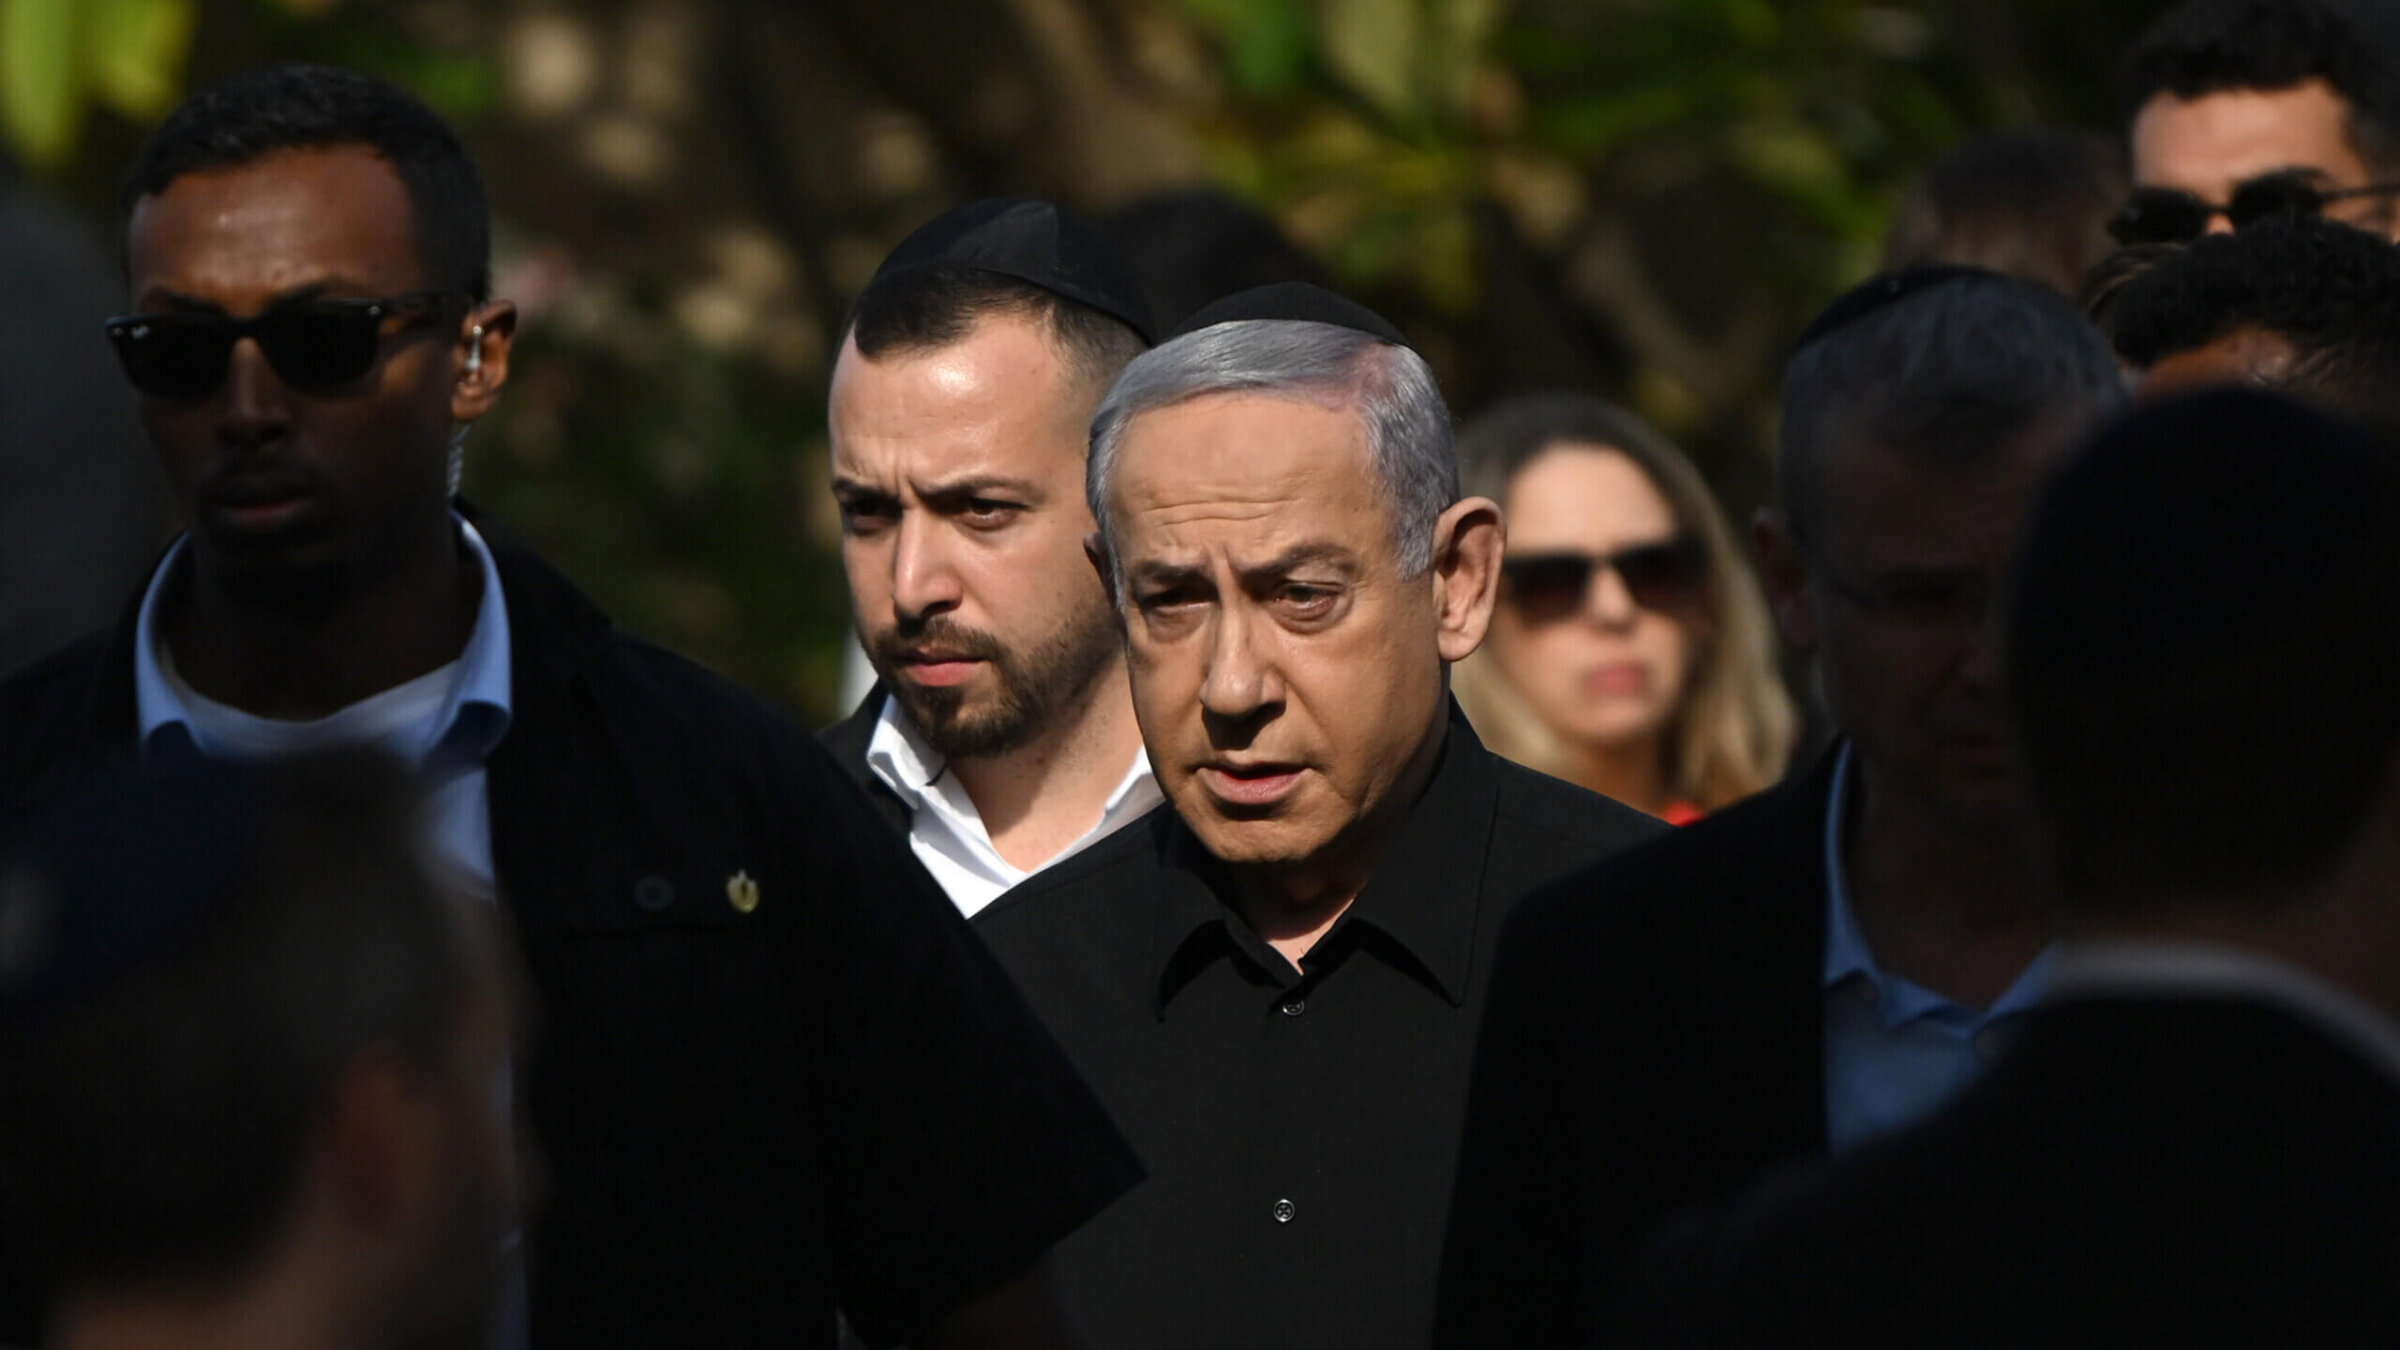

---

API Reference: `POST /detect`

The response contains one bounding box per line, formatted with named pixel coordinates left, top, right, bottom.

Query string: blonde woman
left=1454, top=393, right=1795, bottom=820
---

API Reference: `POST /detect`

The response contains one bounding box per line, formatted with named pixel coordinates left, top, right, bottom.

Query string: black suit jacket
left=1604, top=992, right=2400, bottom=1349
left=817, top=685, right=910, bottom=838
left=1435, top=751, right=1839, bottom=1350
left=0, top=526, right=1139, bottom=1350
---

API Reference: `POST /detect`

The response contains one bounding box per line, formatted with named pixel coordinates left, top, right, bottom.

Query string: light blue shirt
left=132, top=516, right=514, bottom=897
left=1821, top=744, right=2052, bottom=1150
left=131, top=514, right=524, bottom=1348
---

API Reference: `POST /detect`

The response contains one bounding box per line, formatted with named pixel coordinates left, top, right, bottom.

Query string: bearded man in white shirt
left=822, top=200, right=1160, bottom=915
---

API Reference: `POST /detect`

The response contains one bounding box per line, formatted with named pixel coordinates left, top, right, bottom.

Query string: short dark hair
left=2122, top=0, right=2400, bottom=172
left=0, top=751, right=470, bottom=1297
left=843, top=265, right=1148, bottom=400
left=2109, top=217, right=2400, bottom=418
left=1882, top=129, right=2129, bottom=296
left=1777, top=271, right=2126, bottom=539
left=2006, top=388, right=2400, bottom=914
left=122, top=64, right=493, bottom=299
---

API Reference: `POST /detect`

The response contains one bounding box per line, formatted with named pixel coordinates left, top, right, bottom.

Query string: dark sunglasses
left=2107, top=171, right=2400, bottom=246
left=1500, top=538, right=1710, bottom=622
left=103, top=292, right=467, bottom=400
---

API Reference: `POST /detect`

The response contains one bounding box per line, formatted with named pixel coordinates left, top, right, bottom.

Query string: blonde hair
left=1453, top=394, right=1796, bottom=811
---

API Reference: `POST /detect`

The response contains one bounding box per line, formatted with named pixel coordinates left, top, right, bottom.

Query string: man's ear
left=451, top=300, right=518, bottom=424
left=1432, top=495, right=1505, bottom=663
left=1752, top=506, right=1816, bottom=654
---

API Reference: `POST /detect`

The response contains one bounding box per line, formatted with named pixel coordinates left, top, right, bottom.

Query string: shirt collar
left=133, top=514, right=515, bottom=766
left=1820, top=741, right=2053, bottom=1027
left=864, top=687, right=1159, bottom=829
left=1149, top=701, right=1497, bottom=1012
left=864, top=690, right=945, bottom=805
left=2054, top=940, right=2400, bottom=1084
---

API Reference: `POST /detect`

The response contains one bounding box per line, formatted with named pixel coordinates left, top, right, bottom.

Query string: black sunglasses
left=1500, top=538, right=1710, bottom=622
left=103, top=292, right=467, bottom=400
left=2107, top=171, right=2400, bottom=246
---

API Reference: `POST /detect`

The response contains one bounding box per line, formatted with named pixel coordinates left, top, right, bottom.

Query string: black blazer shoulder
left=1502, top=747, right=1837, bottom=1007
left=1435, top=751, right=1841, bottom=1350
left=1606, top=995, right=2400, bottom=1350
left=816, top=684, right=912, bottom=837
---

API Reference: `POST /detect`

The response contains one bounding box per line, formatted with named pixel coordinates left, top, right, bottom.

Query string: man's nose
left=889, top=514, right=964, bottom=621
left=1198, top=610, right=1283, bottom=724
left=215, top=337, right=293, bottom=446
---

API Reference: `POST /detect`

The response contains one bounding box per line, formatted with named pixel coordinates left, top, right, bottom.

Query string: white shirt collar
left=865, top=691, right=1160, bottom=916
left=2054, top=940, right=2400, bottom=1083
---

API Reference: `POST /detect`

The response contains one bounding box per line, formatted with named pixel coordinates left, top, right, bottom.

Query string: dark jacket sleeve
left=1434, top=880, right=1589, bottom=1350
left=785, top=725, right=1144, bottom=1346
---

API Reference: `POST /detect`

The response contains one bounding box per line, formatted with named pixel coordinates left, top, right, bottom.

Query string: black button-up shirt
left=975, top=707, right=1661, bottom=1350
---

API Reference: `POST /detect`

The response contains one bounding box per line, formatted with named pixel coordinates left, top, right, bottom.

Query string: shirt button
left=1280, top=998, right=1307, bottom=1017
left=632, top=875, right=676, bottom=912
left=1272, top=1198, right=1296, bottom=1224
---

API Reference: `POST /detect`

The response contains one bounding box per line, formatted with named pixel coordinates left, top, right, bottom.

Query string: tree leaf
left=1318, top=0, right=1420, bottom=124
left=84, top=0, right=195, bottom=121
left=0, top=0, right=84, bottom=166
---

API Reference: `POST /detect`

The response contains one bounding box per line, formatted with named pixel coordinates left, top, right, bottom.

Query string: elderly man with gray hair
left=973, top=283, right=1661, bottom=1350
left=1436, top=266, right=2130, bottom=1350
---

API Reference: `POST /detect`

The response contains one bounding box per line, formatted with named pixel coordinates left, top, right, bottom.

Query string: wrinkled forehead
left=1808, top=417, right=2082, bottom=568
left=1105, top=389, right=1384, bottom=548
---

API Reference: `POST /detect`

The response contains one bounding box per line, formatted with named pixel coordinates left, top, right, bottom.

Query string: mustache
left=196, top=455, right=328, bottom=507
left=869, top=615, right=1008, bottom=665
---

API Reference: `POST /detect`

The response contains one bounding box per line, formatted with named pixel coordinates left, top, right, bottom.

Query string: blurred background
left=6, top=0, right=2389, bottom=721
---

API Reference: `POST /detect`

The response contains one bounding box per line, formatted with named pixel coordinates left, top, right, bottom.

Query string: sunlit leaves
left=0, top=0, right=86, bottom=165
left=0, top=0, right=352, bottom=167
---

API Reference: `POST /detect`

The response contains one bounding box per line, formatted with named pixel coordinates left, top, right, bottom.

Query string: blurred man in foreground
left=0, top=752, right=510, bottom=1350
left=2109, top=216, right=2400, bottom=419
left=823, top=200, right=1161, bottom=915
left=1605, top=388, right=2400, bottom=1349
left=1437, top=269, right=2127, bottom=1348
left=976, top=284, right=1660, bottom=1350
left=2115, top=0, right=2400, bottom=247
left=0, top=63, right=1136, bottom=1349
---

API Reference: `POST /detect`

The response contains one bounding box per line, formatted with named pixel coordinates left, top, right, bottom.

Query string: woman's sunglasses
left=1500, top=538, right=1710, bottom=623
left=2107, top=171, right=2400, bottom=247
left=102, top=292, right=467, bottom=401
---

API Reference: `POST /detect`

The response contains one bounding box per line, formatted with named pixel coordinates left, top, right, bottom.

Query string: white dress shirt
left=866, top=695, right=1162, bottom=917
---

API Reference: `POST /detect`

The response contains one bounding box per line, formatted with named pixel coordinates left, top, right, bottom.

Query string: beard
left=868, top=601, right=1121, bottom=762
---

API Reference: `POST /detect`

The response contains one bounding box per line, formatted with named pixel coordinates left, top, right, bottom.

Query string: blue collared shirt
left=131, top=515, right=515, bottom=897
left=1821, top=744, right=2052, bottom=1151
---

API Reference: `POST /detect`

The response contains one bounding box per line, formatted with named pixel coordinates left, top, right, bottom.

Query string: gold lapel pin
left=726, top=869, right=761, bottom=914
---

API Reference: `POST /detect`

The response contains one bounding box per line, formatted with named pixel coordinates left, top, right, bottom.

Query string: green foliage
left=0, top=0, right=372, bottom=168
left=3, top=0, right=2172, bottom=720
left=1, top=0, right=199, bottom=166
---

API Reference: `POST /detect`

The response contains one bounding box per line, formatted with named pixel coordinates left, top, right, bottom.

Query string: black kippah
left=871, top=197, right=1158, bottom=344
left=1172, top=281, right=1411, bottom=348
left=0, top=759, right=271, bottom=1020
left=1791, top=264, right=2004, bottom=354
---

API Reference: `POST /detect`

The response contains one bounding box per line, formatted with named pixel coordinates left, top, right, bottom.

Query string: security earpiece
left=464, top=325, right=485, bottom=378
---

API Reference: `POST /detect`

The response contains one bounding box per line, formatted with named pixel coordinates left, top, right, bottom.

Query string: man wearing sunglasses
left=1437, top=269, right=2128, bottom=1350
left=2115, top=0, right=2400, bottom=248
left=0, top=63, right=1141, bottom=1350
